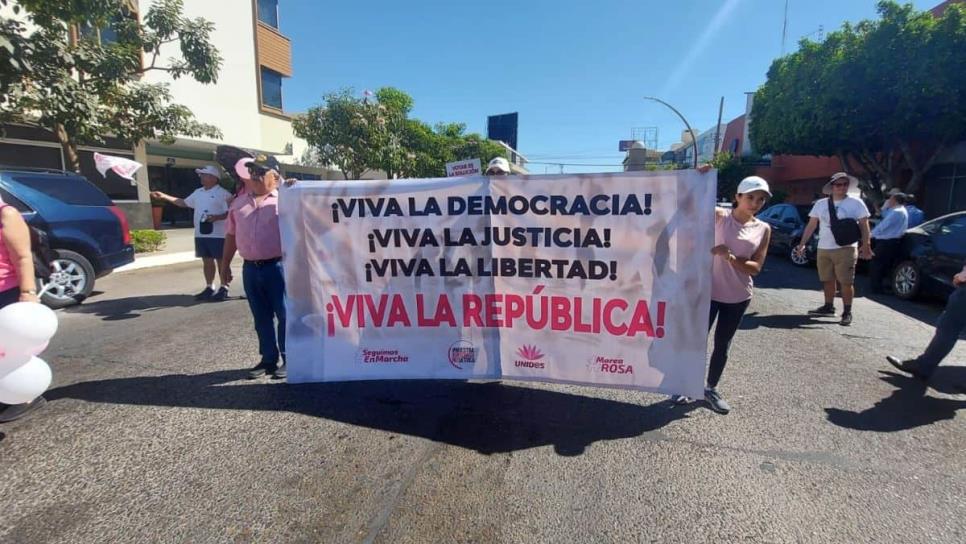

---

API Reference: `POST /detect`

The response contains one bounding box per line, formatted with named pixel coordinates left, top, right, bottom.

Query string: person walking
left=151, top=165, right=234, bottom=301
left=673, top=176, right=773, bottom=414
left=795, top=173, right=873, bottom=326
left=869, top=192, right=909, bottom=294
left=886, top=264, right=966, bottom=381
left=0, top=197, right=43, bottom=423
left=221, top=155, right=287, bottom=380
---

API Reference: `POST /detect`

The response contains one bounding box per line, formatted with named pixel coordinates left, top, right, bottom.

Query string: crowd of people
left=0, top=158, right=962, bottom=422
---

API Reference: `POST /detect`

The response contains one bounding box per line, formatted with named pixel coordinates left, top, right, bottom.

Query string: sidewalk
left=116, top=228, right=198, bottom=273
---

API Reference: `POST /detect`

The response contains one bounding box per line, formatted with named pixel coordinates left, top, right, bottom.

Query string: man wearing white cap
left=795, top=172, right=873, bottom=326
left=485, top=157, right=511, bottom=176
left=151, top=165, right=234, bottom=301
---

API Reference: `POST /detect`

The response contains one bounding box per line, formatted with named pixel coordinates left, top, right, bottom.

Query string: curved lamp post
left=643, top=96, right=699, bottom=169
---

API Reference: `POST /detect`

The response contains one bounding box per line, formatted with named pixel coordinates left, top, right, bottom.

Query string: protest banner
left=445, top=159, right=482, bottom=177
left=279, top=170, right=715, bottom=397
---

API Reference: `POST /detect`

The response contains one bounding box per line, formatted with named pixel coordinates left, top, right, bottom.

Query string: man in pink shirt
left=222, top=154, right=287, bottom=380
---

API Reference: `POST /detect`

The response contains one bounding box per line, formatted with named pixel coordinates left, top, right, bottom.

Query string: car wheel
left=892, top=260, right=921, bottom=300
left=789, top=241, right=811, bottom=267
left=37, top=249, right=95, bottom=309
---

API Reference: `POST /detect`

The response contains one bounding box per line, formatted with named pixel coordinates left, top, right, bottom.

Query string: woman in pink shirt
left=0, top=199, right=38, bottom=306
left=674, top=176, right=772, bottom=414
left=0, top=197, right=42, bottom=423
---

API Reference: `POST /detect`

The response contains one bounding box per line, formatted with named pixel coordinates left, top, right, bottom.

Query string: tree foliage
left=750, top=1, right=966, bottom=198
left=294, top=87, right=507, bottom=180
left=0, top=0, right=222, bottom=171
left=710, top=151, right=756, bottom=202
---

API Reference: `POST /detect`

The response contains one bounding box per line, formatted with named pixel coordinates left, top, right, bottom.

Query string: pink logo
left=516, top=345, right=544, bottom=361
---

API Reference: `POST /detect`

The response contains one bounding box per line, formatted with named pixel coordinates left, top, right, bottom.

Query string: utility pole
left=713, top=96, right=724, bottom=159
left=781, top=0, right=789, bottom=55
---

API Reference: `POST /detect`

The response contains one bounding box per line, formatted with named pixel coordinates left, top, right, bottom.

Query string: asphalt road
left=1, top=258, right=964, bottom=544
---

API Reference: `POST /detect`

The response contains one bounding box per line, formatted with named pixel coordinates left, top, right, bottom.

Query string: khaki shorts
left=817, top=247, right=858, bottom=284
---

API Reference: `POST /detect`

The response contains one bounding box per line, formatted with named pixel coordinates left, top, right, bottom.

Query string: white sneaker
left=670, top=394, right=692, bottom=405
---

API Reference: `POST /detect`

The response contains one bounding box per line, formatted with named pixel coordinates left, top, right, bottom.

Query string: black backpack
left=827, top=198, right=862, bottom=246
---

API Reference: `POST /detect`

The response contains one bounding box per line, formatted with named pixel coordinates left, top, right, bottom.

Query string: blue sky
left=281, top=0, right=937, bottom=173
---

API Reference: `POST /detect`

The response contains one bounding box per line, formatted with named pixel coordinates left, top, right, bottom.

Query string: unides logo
left=514, top=344, right=546, bottom=369
left=447, top=340, right=477, bottom=370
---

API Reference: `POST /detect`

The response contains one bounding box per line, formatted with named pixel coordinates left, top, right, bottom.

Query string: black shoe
left=210, top=286, right=229, bottom=302
left=840, top=312, right=853, bottom=326
left=0, top=397, right=47, bottom=423
left=194, top=287, right=215, bottom=301
left=808, top=304, right=835, bottom=315
left=886, top=356, right=930, bottom=381
left=247, top=361, right=278, bottom=379
left=271, top=363, right=287, bottom=380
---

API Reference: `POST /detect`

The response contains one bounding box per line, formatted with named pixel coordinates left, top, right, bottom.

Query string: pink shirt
left=0, top=206, right=20, bottom=292
left=711, top=212, right=769, bottom=304
left=226, top=190, right=282, bottom=261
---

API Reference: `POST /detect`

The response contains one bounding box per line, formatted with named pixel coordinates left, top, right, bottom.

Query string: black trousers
left=707, top=299, right=751, bottom=389
left=870, top=238, right=902, bottom=293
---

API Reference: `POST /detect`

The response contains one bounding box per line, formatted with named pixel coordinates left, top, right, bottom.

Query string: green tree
left=0, top=0, right=222, bottom=172
left=295, top=88, right=507, bottom=180
left=750, top=1, right=966, bottom=199
left=710, top=151, right=755, bottom=202
left=293, top=88, right=387, bottom=180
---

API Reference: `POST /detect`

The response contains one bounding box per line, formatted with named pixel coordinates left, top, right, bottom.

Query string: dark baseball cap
left=246, top=153, right=280, bottom=174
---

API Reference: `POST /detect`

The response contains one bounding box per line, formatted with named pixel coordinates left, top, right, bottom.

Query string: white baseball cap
left=736, top=176, right=772, bottom=196
left=195, top=165, right=221, bottom=178
left=485, top=157, right=511, bottom=174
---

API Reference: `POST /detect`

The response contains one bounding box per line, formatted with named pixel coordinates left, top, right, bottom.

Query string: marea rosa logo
left=587, top=355, right=634, bottom=375
left=514, top=344, right=546, bottom=369
left=447, top=340, right=478, bottom=370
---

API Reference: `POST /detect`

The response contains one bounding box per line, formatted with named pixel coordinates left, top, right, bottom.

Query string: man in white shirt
left=795, top=172, right=873, bottom=326
left=151, top=165, right=234, bottom=301
left=869, top=192, right=910, bottom=294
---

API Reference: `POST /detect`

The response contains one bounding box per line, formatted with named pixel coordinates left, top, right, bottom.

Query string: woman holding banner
left=673, top=175, right=772, bottom=414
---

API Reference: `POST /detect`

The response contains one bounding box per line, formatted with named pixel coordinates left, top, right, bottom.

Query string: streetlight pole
left=643, top=96, right=699, bottom=169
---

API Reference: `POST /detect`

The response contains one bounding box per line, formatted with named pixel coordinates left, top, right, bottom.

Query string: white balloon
left=0, top=302, right=58, bottom=356
left=0, top=356, right=52, bottom=405
left=0, top=350, right=31, bottom=379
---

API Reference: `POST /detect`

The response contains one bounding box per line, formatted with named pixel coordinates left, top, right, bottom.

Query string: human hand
left=150, top=191, right=165, bottom=200
left=793, top=244, right=806, bottom=257
left=859, top=245, right=874, bottom=260
left=283, top=178, right=298, bottom=187
left=222, top=267, right=233, bottom=285
left=954, top=270, right=966, bottom=287
left=697, top=164, right=713, bottom=174
left=711, top=245, right=731, bottom=257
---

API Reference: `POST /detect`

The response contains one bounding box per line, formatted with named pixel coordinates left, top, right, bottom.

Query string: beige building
left=0, top=0, right=324, bottom=228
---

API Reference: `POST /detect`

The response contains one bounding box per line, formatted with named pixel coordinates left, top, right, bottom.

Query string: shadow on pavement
left=757, top=259, right=952, bottom=333
left=45, top=370, right=699, bottom=456
left=739, top=311, right=828, bottom=331
left=63, top=294, right=222, bottom=321
left=824, top=370, right=966, bottom=432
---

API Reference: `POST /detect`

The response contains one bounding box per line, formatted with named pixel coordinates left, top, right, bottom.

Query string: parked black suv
left=0, top=167, right=135, bottom=308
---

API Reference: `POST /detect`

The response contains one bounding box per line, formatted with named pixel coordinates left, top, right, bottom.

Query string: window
left=0, top=187, right=33, bottom=213
left=260, top=67, right=283, bottom=110
left=780, top=206, right=800, bottom=225
left=0, top=142, right=64, bottom=170
left=258, top=0, right=279, bottom=28
left=12, top=174, right=113, bottom=206
left=934, top=216, right=966, bottom=254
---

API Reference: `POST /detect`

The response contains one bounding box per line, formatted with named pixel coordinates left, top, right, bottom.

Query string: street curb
left=116, top=251, right=198, bottom=273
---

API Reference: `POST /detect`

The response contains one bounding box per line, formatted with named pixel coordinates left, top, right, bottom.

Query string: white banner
left=445, top=158, right=482, bottom=177
left=279, top=171, right=714, bottom=397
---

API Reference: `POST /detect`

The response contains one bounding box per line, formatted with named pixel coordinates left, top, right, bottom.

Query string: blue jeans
left=243, top=260, right=286, bottom=365
left=916, top=285, right=966, bottom=375
left=707, top=299, right=751, bottom=388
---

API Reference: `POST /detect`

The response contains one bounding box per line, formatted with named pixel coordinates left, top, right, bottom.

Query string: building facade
left=0, top=0, right=321, bottom=228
